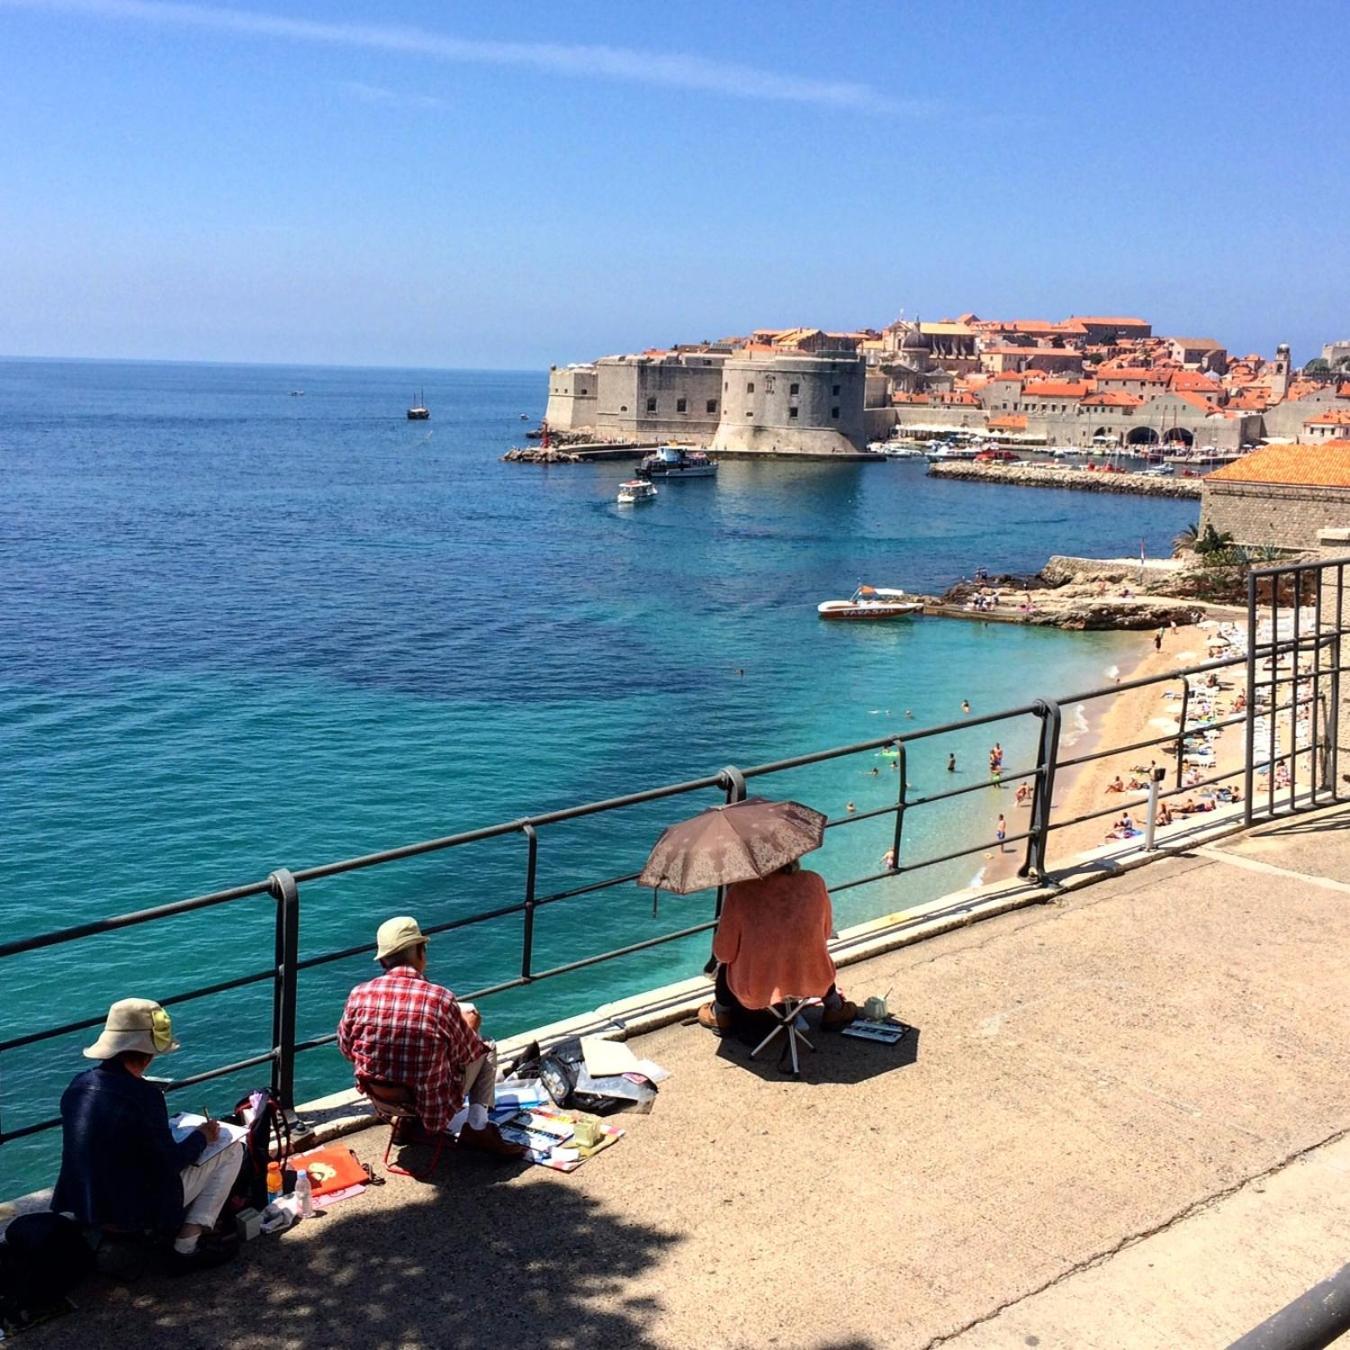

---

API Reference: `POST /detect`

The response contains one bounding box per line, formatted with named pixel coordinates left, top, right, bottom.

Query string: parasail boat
left=817, top=585, right=923, bottom=621
left=617, top=479, right=658, bottom=505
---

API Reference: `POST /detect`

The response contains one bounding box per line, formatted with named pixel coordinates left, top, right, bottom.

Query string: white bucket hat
left=83, top=998, right=181, bottom=1060
left=375, top=915, right=429, bottom=962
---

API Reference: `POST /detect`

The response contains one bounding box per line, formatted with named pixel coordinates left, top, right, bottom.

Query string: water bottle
left=294, top=1168, right=314, bottom=1218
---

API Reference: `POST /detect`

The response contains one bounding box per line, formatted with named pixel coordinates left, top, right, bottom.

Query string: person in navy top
left=52, top=998, right=243, bottom=1274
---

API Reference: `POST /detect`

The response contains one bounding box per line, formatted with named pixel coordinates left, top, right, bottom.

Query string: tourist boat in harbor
left=636, top=446, right=718, bottom=479
left=818, top=585, right=924, bottom=621
left=407, top=390, right=430, bottom=420
left=617, top=479, right=658, bottom=505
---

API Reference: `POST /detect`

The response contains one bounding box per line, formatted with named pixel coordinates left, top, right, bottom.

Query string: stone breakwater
left=928, top=461, right=1203, bottom=499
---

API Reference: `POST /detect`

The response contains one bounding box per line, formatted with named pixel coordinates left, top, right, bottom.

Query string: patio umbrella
left=637, top=796, right=827, bottom=899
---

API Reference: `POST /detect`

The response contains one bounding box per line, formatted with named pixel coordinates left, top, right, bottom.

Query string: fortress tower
left=712, top=352, right=867, bottom=458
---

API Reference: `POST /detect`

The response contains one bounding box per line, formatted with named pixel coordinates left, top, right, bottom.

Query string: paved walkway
left=22, top=807, right=1350, bottom=1349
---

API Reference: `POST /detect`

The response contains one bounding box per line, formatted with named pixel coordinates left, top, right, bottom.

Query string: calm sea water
left=0, top=359, right=1197, bottom=1192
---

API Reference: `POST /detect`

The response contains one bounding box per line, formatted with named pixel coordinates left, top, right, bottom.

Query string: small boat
left=289, top=390, right=304, bottom=397
left=617, top=479, right=658, bottom=505
left=407, top=389, right=430, bottom=420
left=882, top=443, right=927, bottom=459
left=637, top=446, right=717, bottom=479
left=818, top=585, right=924, bottom=621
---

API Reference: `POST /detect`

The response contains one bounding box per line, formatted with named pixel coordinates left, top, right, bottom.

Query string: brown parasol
left=638, top=796, right=827, bottom=899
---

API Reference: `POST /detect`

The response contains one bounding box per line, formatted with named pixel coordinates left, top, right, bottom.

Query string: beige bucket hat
left=83, top=998, right=181, bottom=1060
left=375, top=915, right=429, bottom=962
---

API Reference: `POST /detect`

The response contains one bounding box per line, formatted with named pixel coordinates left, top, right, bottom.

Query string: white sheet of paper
left=170, top=1113, right=249, bottom=1164
left=580, top=1035, right=640, bottom=1077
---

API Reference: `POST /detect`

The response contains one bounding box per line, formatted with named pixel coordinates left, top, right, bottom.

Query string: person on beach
left=992, top=742, right=1003, bottom=770
left=1154, top=629, right=1164, bottom=652
left=698, top=861, right=857, bottom=1036
left=1015, top=781, right=1032, bottom=806
left=947, top=753, right=957, bottom=773
left=338, top=917, right=525, bottom=1158
left=52, top=999, right=245, bottom=1274
left=996, top=815, right=1007, bottom=852
left=1106, top=775, right=1125, bottom=793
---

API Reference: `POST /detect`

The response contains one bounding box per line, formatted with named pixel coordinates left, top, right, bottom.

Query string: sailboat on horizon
left=407, top=389, right=430, bottom=420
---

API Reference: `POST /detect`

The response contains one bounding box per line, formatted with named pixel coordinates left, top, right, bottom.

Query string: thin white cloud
left=3, top=0, right=911, bottom=114
left=340, top=80, right=447, bottom=112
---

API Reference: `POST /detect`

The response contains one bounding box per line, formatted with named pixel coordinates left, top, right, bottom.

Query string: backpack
left=228, top=1088, right=293, bottom=1213
left=0, top=1213, right=93, bottom=1329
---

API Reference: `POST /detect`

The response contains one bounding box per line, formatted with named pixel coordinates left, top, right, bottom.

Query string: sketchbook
left=170, top=1113, right=249, bottom=1164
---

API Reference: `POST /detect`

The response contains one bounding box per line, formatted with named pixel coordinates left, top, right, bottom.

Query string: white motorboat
left=617, top=479, right=658, bottom=505
left=637, top=446, right=718, bottom=479
left=818, top=585, right=924, bottom=621
left=881, top=443, right=927, bottom=459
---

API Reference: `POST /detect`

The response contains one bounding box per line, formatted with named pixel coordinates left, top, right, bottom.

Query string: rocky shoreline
left=928, top=460, right=1204, bottom=498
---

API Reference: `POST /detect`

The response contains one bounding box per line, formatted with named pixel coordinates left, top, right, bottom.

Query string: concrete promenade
left=22, top=806, right=1350, bottom=1349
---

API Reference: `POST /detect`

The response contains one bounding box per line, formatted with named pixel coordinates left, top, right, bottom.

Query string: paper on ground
left=580, top=1035, right=641, bottom=1077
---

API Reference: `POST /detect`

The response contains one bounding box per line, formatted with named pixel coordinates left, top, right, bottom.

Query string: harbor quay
left=9, top=803, right=1350, bottom=1350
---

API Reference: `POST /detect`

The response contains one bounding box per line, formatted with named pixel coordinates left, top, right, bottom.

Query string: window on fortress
left=676, top=398, right=687, bottom=412
left=707, top=399, right=718, bottom=413
left=746, top=383, right=755, bottom=394
left=831, top=407, right=840, bottom=419
left=789, top=407, right=799, bottom=419
left=832, top=384, right=841, bottom=395
left=790, top=383, right=800, bottom=395
left=646, top=397, right=657, bottom=413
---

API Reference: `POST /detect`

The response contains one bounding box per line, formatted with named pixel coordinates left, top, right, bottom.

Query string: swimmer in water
left=845, top=801, right=856, bottom=813
left=947, top=753, right=956, bottom=772
left=961, top=699, right=971, bottom=715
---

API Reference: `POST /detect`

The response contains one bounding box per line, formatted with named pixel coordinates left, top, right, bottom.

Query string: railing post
left=520, top=824, right=538, bottom=980
left=1244, top=568, right=1259, bottom=826
left=890, top=740, right=907, bottom=870
left=1175, top=674, right=1191, bottom=791
left=1332, top=564, right=1345, bottom=802
left=1019, top=701, right=1061, bottom=881
left=267, top=868, right=300, bottom=1111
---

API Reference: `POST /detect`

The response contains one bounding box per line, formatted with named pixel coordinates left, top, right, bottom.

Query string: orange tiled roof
left=1169, top=370, right=1221, bottom=392
left=989, top=414, right=1028, bottom=430
left=1097, top=367, right=1171, bottom=382
left=1207, top=441, right=1350, bottom=487
left=1069, top=315, right=1151, bottom=326
left=1167, top=390, right=1223, bottom=413
left=1082, top=390, right=1142, bottom=408
left=892, top=392, right=931, bottom=405
left=1306, top=409, right=1350, bottom=426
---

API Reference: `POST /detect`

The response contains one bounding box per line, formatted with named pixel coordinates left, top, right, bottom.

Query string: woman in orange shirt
left=698, top=862, right=857, bottom=1037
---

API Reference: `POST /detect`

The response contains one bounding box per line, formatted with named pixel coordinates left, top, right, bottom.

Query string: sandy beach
left=977, top=616, right=1254, bottom=883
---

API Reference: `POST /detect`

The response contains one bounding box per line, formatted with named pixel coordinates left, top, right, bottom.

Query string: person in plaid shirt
left=338, top=916, right=524, bottom=1158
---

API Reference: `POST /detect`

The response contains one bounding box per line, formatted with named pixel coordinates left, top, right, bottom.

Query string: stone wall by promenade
left=1042, top=556, right=1191, bottom=587
left=1202, top=481, right=1350, bottom=550
left=928, top=461, right=1203, bottom=497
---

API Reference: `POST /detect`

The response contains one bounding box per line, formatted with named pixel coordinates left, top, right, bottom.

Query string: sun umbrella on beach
left=638, top=796, right=826, bottom=897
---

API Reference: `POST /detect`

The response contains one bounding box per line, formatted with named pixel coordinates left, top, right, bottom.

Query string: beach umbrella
left=638, top=796, right=826, bottom=898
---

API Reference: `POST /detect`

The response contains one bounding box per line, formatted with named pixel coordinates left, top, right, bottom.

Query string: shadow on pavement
left=36, top=1158, right=681, bottom=1350
left=714, top=1024, right=920, bottom=1086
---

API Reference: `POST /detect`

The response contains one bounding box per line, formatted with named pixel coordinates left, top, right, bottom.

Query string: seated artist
left=52, top=998, right=244, bottom=1274
left=698, top=861, right=858, bottom=1037
left=338, top=916, right=525, bottom=1158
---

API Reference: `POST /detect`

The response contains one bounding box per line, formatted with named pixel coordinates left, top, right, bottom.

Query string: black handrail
left=3, top=556, right=1347, bottom=1150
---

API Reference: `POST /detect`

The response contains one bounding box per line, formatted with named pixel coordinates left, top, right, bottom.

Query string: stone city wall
left=1201, top=482, right=1350, bottom=551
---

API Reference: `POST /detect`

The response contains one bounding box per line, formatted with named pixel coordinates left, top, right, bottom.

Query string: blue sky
left=1, top=0, right=1346, bottom=368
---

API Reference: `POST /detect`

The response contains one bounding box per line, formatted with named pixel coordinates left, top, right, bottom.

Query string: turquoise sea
left=0, top=359, right=1197, bottom=1193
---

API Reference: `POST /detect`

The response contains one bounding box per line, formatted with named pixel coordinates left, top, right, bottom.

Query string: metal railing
left=3, top=555, right=1347, bottom=1151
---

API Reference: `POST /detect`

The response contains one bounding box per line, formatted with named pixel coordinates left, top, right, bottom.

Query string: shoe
left=697, top=1002, right=732, bottom=1034
left=821, top=1000, right=859, bottom=1030
left=165, top=1240, right=238, bottom=1277
left=458, top=1122, right=528, bottom=1160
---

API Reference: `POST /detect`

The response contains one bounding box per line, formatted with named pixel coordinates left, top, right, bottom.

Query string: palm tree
left=1173, top=521, right=1200, bottom=555
left=1194, top=524, right=1235, bottom=556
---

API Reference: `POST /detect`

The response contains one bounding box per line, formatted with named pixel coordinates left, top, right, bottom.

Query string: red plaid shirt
left=337, top=967, right=486, bottom=1132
